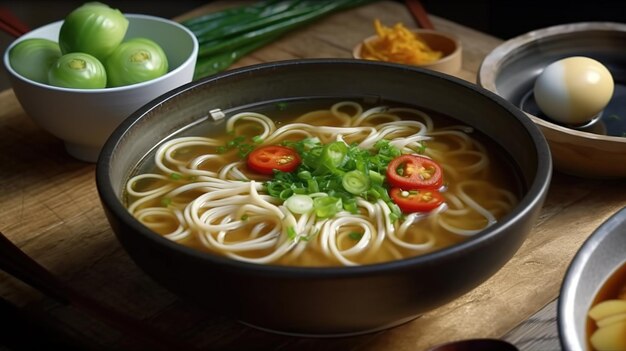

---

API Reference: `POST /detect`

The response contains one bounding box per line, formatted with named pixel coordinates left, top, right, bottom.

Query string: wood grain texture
left=0, top=1, right=624, bottom=350
left=504, top=299, right=560, bottom=351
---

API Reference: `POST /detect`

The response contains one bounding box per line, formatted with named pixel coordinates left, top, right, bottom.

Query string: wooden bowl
left=478, top=22, right=626, bottom=179
left=353, top=29, right=462, bottom=75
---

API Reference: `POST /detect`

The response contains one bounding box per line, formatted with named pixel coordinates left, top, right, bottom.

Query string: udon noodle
left=126, top=101, right=519, bottom=266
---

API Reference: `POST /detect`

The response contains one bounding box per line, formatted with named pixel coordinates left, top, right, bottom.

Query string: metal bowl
left=96, top=59, right=551, bottom=336
left=558, top=207, right=626, bottom=351
left=478, top=22, right=626, bottom=179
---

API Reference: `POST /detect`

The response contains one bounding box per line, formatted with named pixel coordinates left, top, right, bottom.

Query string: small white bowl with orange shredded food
left=353, top=20, right=462, bottom=75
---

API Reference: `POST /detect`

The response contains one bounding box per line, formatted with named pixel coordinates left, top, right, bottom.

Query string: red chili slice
left=386, top=154, right=443, bottom=190
left=389, top=187, right=445, bottom=213
left=247, top=145, right=301, bottom=175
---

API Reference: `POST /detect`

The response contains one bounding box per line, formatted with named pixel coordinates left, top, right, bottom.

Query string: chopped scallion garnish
left=342, top=170, right=370, bottom=195
left=417, top=142, right=427, bottom=154
left=313, top=196, right=342, bottom=218
left=284, top=194, right=314, bottom=214
left=170, top=172, right=183, bottom=180
left=348, top=231, right=363, bottom=240
left=264, top=138, right=403, bottom=221
left=287, top=226, right=297, bottom=240
left=161, top=197, right=172, bottom=207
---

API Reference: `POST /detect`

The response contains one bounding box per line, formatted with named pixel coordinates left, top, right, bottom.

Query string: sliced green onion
left=284, top=194, right=314, bottom=214
left=303, top=137, right=321, bottom=149
left=287, top=226, right=297, bottom=240
left=377, top=185, right=392, bottom=202
left=349, top=232, right=363, bottom=240
left=342, top=170, right=370, bottom=195
left=263, top=135, right=404, bottom=222
left=313, top=196, right=342, bottom=218
left=227, top=136, right=245, bottom=147
left=369, top=170, right=385, bottom=186
left=298, top=170, right=312, bottom=180
left=161, top=197, right=172, bottom=207
left=343, top=200, right=358, bottom=213
left=307, top=178, right=319, bottom=193
left=389, top=203, right=402, bottom=222
left=292, top=187, right=307, bottom=195
left=367, top=185, right=383, bottom=200
left=170, top=172, right=183, bottom=180
left=279, top=188, right=294, bottom=200
left=417, top=142, right=427, bottom=154
left=320, top=142, right=348, bottom=170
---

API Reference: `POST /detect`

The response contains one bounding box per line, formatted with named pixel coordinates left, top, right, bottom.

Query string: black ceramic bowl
left=96, top=59, right=552, bottom=336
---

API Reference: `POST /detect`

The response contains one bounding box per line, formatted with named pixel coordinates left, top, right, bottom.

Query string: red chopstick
left=0, top=6, right=29, bottom=38
left=405, top=0, right=435, bottom=30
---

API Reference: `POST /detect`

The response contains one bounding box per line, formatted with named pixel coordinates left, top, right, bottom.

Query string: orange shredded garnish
left=360, top=19, right=442, bottom=65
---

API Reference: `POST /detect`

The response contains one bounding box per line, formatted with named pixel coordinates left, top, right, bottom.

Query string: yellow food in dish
left=587, top=263, right=626, bottom=351
left=360, top=19, right=443, bottom=65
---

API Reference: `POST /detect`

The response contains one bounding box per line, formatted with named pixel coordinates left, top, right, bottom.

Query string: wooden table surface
left=1, top=1, right=625, bottom=350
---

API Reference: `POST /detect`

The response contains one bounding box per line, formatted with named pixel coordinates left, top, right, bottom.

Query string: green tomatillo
left=105, top=37, right=168, bottom=87
left=9, top=38, right=62, bottom=84
left=48, top=52, right=107, bottom=89
left=58, top=2, right=129, bottom=62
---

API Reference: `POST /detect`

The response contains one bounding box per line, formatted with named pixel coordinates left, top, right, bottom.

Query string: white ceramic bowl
left=558, top=207, right=626, bottom=350
left=2, top=14, right=198, bottom=162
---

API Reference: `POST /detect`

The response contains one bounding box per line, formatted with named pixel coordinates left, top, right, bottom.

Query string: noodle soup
left=125, top=99, right=522, bottom=267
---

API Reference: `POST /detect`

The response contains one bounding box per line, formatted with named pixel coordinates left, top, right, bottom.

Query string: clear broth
left=126, top=97, right=525, bottom=266
left=586, top=261, right=626, bottom=349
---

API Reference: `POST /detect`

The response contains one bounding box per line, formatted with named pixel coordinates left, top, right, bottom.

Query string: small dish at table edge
left=352, top=28, right=462, bottom=75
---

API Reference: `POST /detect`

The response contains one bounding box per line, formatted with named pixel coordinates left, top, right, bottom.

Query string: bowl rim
left=478, top=21, right=626, bottom=145
left=2, top=13, right=199, bottom=93
left=96, top=58, right=552, bottom=277
left=352, top=28, right=462, bottom=68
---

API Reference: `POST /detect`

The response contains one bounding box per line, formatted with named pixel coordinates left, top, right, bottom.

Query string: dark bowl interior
left=96, top=59, right=552, bottom=336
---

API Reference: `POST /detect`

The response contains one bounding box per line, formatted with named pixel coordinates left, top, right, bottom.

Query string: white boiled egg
left=533, top=56, right=614, bottom=125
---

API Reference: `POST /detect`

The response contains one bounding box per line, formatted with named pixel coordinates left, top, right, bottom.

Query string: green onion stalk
left=181, top=0, right=378, bottom=80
